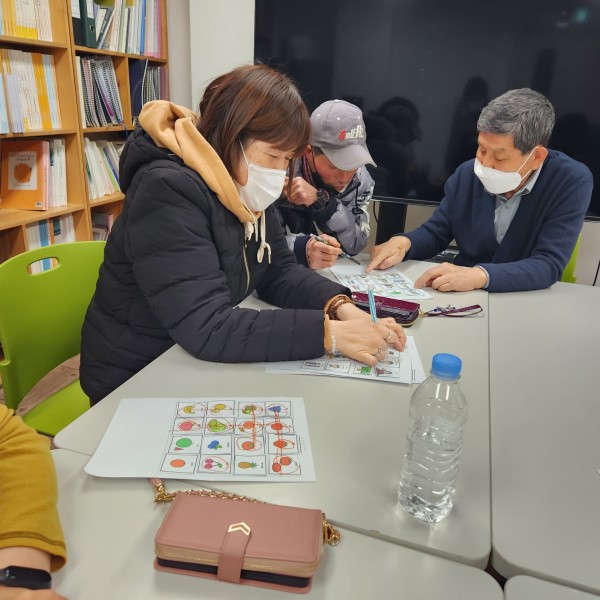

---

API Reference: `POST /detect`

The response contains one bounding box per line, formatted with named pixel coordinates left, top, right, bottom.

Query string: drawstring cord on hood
left=243, top=213, right=272, bottom=264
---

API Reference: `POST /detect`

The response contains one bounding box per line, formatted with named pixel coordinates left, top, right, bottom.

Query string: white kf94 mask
left=235, top=141, right=287, bottom=212
left=473, top=147, right=536, bottom=195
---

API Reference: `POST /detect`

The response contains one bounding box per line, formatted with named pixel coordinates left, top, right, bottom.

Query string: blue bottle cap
left=431, top=353, right=462, bottom=380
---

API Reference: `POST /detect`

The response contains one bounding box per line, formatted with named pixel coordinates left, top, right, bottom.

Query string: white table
left=505, top=576, right=600, bottom=600
left=490, top=283, right=600, bottom=594
left=55, top=260, right=492, bottom=567
left=52, top=449, right=503, bottom=599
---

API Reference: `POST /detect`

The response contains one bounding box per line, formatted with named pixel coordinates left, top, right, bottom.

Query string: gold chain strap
left=150, top=478, right=341, bottom=546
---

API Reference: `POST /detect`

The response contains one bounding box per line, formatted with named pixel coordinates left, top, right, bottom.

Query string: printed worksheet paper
left=329, top=263, right=432, bottom=300
left=265, top=336, right=426, bottom=384
left=85, top=397, right=316, bottom=482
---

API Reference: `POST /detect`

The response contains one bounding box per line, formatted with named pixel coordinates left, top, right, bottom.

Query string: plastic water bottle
left=397, top=353, right=468, bottom=523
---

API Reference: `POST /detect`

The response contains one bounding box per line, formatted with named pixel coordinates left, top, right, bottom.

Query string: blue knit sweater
left=404, top=150, right=593, bottom=292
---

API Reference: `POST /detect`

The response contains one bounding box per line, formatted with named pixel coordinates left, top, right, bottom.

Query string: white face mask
left=234, top=142, right=287, bottom=212
left=473, top=147, right=536, bottom=195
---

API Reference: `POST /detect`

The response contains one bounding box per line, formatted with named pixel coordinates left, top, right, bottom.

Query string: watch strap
left=0, top=566, right=52, bottom=590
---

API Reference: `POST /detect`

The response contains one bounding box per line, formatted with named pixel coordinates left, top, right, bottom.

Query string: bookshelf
left=0, top=0, right=169, bottom=263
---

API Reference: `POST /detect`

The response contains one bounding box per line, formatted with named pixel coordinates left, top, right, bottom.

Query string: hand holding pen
left=310, top=233, right=360, bottom=268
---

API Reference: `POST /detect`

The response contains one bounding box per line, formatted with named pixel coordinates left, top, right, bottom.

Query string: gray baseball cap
left=310, top=99, right=376, bottom=170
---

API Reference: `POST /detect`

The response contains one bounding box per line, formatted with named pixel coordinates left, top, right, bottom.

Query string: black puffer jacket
left=80, top=126, right=348, bottom=404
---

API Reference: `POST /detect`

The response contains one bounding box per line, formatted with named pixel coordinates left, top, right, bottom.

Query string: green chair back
left=562, top=235, right=581, bottom=284
left=0, top=241, right=105, bottom=435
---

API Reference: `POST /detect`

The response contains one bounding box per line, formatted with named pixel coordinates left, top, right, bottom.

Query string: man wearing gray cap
left=277, top=99, right=376, bottom=269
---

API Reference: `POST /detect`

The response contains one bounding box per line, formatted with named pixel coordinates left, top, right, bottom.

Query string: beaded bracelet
left=329, top=329, right=337, bottom=357
left=326, top=294, right=355, bottom=320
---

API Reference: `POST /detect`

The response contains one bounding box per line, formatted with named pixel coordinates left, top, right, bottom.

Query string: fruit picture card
left=85, top=397, right=316, bottom=482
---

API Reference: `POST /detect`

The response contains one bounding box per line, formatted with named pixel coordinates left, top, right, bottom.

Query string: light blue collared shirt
left=477, top=164, right=544, bottom=288
left=493, top=164, right=543, bottom=243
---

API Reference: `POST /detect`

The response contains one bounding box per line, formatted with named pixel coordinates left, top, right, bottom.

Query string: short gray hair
left=477, top=88, right=555, bottom=154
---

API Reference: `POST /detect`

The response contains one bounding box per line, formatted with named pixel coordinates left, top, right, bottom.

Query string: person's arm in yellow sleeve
left=0, top=405, right=67, bottom=599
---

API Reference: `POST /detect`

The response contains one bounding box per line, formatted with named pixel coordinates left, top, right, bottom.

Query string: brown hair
left=197, top=64, right=310, bottom=179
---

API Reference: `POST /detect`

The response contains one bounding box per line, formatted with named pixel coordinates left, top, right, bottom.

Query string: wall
left=166, top=0, right=192, bottom=108
left=188, top=0, right=255, bottom=108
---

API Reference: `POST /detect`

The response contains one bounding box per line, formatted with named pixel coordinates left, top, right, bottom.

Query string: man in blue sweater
left=367, top=88, right=593, bottom=292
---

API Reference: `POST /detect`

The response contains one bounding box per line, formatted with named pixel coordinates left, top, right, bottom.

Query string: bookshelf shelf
left=0, top=129, right=78, bottom=139
left=83, top=125, right=132, bottom=133
left=0, top=204, right=86, bottom=231
left=89, top=192, right=125, bottom=207
left=74, top=45, right=167, bottom=64
left=0, top=0, right=169, bottom=262
left=0, top=36, right=69, bottom=50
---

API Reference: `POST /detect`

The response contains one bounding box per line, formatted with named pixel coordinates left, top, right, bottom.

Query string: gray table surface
left=505, top=576, right=600, bottom=600
left=55, top=260, right=492, bottom=567
left=52, top=448, right=503, bottom=600
left=490, top=283, right=600, bottom=594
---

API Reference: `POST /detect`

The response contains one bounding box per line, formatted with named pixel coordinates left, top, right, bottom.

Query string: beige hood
left=138, top=100, right=256, bottom=224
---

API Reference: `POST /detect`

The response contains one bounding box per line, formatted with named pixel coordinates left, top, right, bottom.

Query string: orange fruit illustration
left=14, top=162, right=32, bottom=184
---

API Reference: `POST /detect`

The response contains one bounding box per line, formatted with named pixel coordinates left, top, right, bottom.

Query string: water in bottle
left=397, top=353, right=468, bottom=523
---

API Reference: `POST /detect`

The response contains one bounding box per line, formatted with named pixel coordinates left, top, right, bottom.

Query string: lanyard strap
left=422, top=304, right=483, bottom=318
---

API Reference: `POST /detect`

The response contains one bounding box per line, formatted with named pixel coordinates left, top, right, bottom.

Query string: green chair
left=561, top=235, right=581, bottom=284
left=0, top=241, right=105, bottom=436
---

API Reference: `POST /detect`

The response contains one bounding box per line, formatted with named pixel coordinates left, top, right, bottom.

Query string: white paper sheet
left=329, top=263, right=432, bottom=300
left=85, top=397, right=316, bottom=482
left=265, top=336, right=425, bottom=385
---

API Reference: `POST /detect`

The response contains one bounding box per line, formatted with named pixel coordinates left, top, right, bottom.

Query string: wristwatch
left=314, top=188, right=329, bottom=209
left=0, top=566, right=52, bottom=590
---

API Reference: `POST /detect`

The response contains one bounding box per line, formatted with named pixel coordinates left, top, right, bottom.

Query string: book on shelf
left=145, top=0, right=161, bottom=58
left=48, top=137, right=67, bottom=207
left=41, top=53, right=61, bottom=128
left=129, top=60, right=168, bottom=121
left=91, top=209, right=114, bottom=240
left=79, top=0, right=97, bottom=47
left=14, top=0, right=37, bottom=39
left=0, top=139, right=49, bottom=210
left=25, top=214, right=75, bottom=273
left=84, top=138, right=123, bottom=200
left=76, top=55, right=123, bottom=128
left=129, top=58, right=147, bottom=116
left=71, top=0, right=84, bottom=45
left=4, top=48, right=42, bottom=131
left=0, top=73, right=9, bottom=134
left=31, top=52, right=52, bottom=129
left=0, top=0, right=52, bottom=41
left=95, top=4, right=115, bottom=49
left=95, top=0, right=162, bottom=57
left=33, top=0, right=53, bottom=41
left=75, top=56, right=85, bottom=126
left=144, top=64, right=168, bottom=103
left=0, top=48, right=60, bottom=133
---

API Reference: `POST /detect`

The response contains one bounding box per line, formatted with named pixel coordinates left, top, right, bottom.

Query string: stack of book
left=83, top=138, right=124, bottom=200
left=76, top=55, right=123, bottom=128
left=76, top=0, right=163, bottom=57
left=129, top=59, right=168, bottom=118
left=0, top=139, right=67, bottom=211
left=91, top=210, right=115, bottom=241
left=25, top=214, right=75, bottom=273
left=0, top=49, right=60, bottom=133
left=0, top=0, right=53, bottom=41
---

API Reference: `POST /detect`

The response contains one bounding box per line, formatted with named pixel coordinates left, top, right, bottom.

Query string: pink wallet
left=154, top=493, right=327, bottom=593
